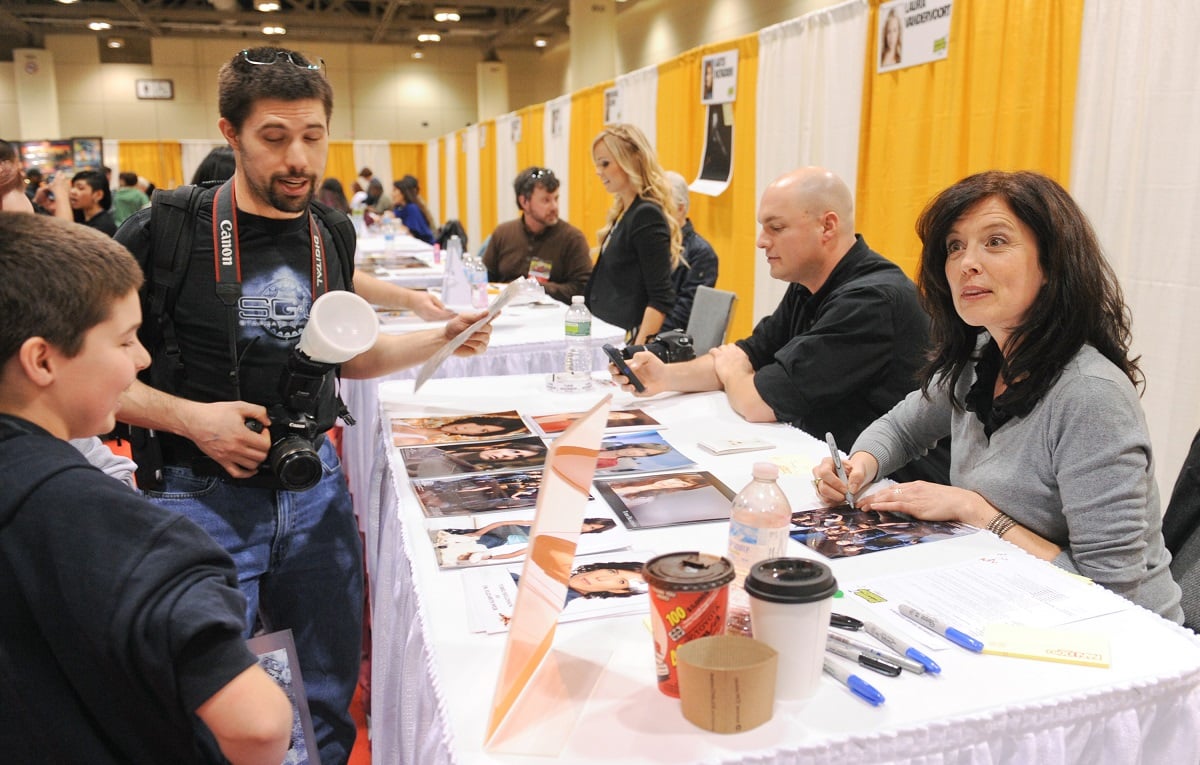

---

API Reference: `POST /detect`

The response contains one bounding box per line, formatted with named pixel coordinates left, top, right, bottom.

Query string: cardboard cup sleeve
left=675, top=635, right=777, bottom=734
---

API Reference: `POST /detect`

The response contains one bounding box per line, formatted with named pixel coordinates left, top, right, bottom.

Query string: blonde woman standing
left=586, top=124, right=683, bottom=345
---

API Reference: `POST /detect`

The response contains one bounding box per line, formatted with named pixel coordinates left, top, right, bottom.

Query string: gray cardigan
left=854, top=342, right=1184, bottom=623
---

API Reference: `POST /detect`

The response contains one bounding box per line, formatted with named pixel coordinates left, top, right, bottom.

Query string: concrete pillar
left=476, top=60, right=509, bottom=122
left=568, top=0, right=617, bottom=91
left=13, top=49, right=61, bottom=138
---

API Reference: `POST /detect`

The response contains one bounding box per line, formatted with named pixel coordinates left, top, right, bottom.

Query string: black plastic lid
left=744, top=557, right=837, bottom=604
left=643, top=552, right=735, bottom=592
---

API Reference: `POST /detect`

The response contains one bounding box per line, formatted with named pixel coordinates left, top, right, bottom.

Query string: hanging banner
left=878, top=0, right=953, bottom=73
left=700, top=50, right=737, bottom=105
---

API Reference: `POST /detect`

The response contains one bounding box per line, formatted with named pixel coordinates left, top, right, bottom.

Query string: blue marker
left=823, top=657, right=886, bottom=706
left=899, top=603, right=984, bottom=652
left=862, top=619, right=941, bottom=674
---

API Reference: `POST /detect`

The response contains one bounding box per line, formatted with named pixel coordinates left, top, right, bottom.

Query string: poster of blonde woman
left=878, top=0, right=955, bottom=74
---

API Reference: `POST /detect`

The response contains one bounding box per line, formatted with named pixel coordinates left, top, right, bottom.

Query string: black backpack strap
left=310, top=199, right=357, bottom=291
left=144, top=184, right=207, bottom=391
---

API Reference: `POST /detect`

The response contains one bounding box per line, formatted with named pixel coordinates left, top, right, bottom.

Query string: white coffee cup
left=745, top=557, right=838, bottom=701
left=297, top=291, right=380, bottom=364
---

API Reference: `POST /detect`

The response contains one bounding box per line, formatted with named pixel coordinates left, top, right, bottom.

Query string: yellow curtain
left=326, top=141, right=356, bottom=197
left=478, top=122, right=498, bottom=240
left=568, top=83, right=611, bottom=253
left=657, top=35, right=760, bottom=339
left=516, top=104, right=545, bottom=170
left=118, top=141, right=183, bottom=190
left=857, top=0, right=1084, bottom=276
left=389, top=142, right=427, bottom=191
left=455, top=131, right=468, bottom=228
left=436, top=137, right=447, bottom=221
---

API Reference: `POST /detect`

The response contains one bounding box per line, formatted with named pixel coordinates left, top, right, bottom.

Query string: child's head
left=0, top=212, right=147, bottom=436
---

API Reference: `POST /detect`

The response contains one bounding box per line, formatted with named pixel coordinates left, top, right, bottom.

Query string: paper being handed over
left=413, top=279, right=525, bottom=391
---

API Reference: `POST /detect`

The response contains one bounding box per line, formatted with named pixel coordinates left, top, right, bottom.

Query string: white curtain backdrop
left=544, top=94, right=572, bottom=216
left=179, top=140, right=226, bottom=188
left=754, top=0, right=868, bottom=321
left=1071, top=0, right=1200, bottom=495
left=103, top=139, right=121, bottom=186
left=616, top=64, right=659, bottom=149
left=464, top=124, right=482, bottom=248
left=353, top=140, right=393, bottom=194
left=443, top=133, right=460, bottom=225
left=494, top=113, right=520, bottom=228
left=426, top=138, right=441, bottom=226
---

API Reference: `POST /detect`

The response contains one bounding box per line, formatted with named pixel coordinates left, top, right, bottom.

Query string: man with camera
left=616, top=167, right=949, bottom=485
left=114, top=47, right=491, bottom=765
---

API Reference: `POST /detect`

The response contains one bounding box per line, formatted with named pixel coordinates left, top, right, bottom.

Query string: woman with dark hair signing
left=812, top=170, right=1183, bottom=622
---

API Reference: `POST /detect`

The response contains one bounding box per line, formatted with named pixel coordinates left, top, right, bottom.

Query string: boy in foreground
left=0, top=212, right=292, bottom=764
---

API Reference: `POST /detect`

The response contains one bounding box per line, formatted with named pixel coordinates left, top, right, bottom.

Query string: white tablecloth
left=365, top=375, right=1200, bottom=765
left=340, top=305, right=624, bottom=511
left=356, top=234, right=442, bottom=289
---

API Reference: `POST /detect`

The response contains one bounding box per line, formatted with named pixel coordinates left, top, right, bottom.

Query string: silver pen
left=825, top=431, right=855, bottom=508
left=827, top=629, right=926, bottom=674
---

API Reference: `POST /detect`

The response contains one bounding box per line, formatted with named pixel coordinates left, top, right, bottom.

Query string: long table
left=339, top=304, right=624, bottom=517
left=365, top=374, right=1200, bottom=765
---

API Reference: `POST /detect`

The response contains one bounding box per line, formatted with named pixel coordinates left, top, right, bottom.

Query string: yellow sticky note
left=982, top=623, right=1110, bottom=668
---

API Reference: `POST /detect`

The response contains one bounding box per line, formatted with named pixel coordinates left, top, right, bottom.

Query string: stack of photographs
left=462, top=549, right=658, bottom=634
left=425, top=508, right=631, bottom=570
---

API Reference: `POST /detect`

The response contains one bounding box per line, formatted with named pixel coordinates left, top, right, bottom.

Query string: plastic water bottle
left=440, top=234, right=470, bottom=307
left=725, top=462, right=793, bottom=636
left=467, top=256, right=489, bottom=309
left=562, top=296, right=593, bottom=389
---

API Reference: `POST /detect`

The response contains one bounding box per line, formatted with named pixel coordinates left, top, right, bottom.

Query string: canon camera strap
left=211, top=179, right=332, bottom=399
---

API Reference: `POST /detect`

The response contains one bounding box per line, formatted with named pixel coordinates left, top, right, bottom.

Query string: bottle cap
left=751, top=462, right=779, bottom=481
left=744, top=557, right=838, bottom=604
left=572, top=295, right=585, bottom=304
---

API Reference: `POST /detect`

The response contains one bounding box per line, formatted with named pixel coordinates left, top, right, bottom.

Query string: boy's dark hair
left=71, top=170, right=113, bottom=211
left=0, top=139, right=17, bottom=163
left=190, top=145, right=236, bottom=185
left=119, top=171, right=138, bottom=187
left=217, top=46, right=333, bottom=132
left=512, top=166, right=559, bottom=208
left=0, top=212, right=142, bottom=364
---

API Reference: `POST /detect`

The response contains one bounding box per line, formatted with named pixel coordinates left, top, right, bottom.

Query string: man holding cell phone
left=611, top=166, right=950, bottom=486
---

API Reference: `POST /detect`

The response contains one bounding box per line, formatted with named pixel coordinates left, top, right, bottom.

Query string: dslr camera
left=246, top=351, right=348, bottom=492
left=621, top=329, right=696, bottom=364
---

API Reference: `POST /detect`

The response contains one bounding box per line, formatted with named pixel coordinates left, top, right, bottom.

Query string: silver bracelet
left=986, top=511, right=1018, bottom=538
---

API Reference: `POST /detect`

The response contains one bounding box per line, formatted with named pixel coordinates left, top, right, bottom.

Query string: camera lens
left=269, top=435, right=323, bottom=491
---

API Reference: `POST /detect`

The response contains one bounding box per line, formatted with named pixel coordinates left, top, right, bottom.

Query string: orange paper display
left=485, top=394, right=612, bottom=745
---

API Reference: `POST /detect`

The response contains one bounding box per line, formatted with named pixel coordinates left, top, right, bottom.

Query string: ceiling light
left=106, top=37, right=125, bottom=49
left=417, top=33, right=441, bottom=43
left=56, top=0, right=80, bottom=4
left=88, top=20, right=112, bottom=31
left=412, top=48, right=425, bottom=60
left=534, top=38, right=548, bottom=48
left=255, top=1, right=281, bottom=11
left=434, top=10, right=461, bottom=23
left=261, top=25, right=287, bottom=35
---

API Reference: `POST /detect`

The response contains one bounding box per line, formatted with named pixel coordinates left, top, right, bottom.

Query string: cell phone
left=602, top=343, right=645, bottom=392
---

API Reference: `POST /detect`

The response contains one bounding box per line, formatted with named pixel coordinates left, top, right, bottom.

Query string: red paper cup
left=643, top=552, right=735, bottom=697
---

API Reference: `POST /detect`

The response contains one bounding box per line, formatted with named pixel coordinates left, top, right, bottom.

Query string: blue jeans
left=146, top=438, right=362, bottom=765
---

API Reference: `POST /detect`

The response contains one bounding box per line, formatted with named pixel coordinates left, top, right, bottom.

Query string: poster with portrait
left=603, top=87, right=620, bottom=125
left=412, top=470, right=548, bottom=517
left=71, top=137, right=104, bottom=172
left=789, top=504, right=974, bottom=558
left=878, top=0, right=955, bottom=74
left=595, top=470, right=736, bottom=530
left=426, top=505, right=629, bottom=569
left=700, top=50, right=737, bottom=105
left=690, top=103, right=734, bottom=197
